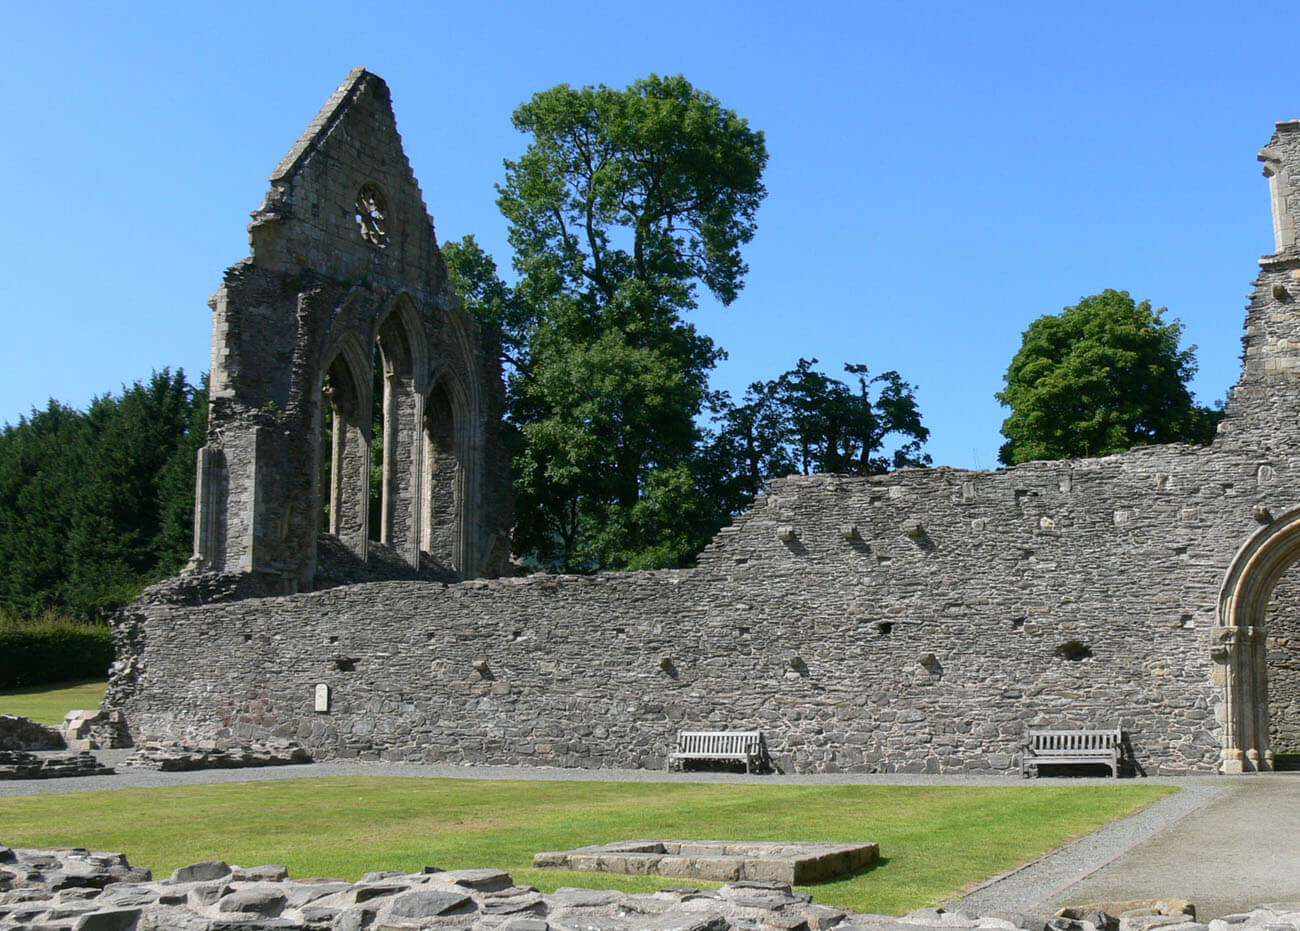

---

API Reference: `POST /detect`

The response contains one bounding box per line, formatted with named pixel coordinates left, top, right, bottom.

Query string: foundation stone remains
left=104, top=79, right=1300, bottom=776
left=0, top=751, right=113, bottom=780
left=0, top=716, right=62, bottom=752
left=533, top=840, right=880, bottom=884
left=4, top=843, right=1300, bottom=930
left=121, top=739, right=310, bottom=772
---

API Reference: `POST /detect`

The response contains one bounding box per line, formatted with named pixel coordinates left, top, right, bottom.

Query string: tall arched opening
left=422, top=379, right=462, bottom=574
left=318, top=339, right=372, bottom=561
left=1267, top=566, right=1300, bottom=764
left=372, top=302, right=426, bottom=566
left=1214, top=506, right=1300, bottom=772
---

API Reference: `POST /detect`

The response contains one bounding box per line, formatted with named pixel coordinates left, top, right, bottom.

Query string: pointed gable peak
left=270, top=68, right=391, bottom=183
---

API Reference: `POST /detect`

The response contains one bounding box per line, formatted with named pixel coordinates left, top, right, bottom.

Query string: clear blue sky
left=1, top=1, right=1289, bottom=469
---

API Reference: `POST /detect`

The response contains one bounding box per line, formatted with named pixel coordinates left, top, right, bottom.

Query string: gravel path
left=0, top=753, right=1226, bottom=796
left=1033, top=776, right=1300, bottom=919
left=955, top=783, right=1227, bottom=914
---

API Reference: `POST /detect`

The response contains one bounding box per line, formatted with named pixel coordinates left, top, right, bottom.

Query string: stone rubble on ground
left=1, top=845, right=1298, bottom=931
left=59, top=710, right=129, bottom=752
left=121, top=740, right=311, bottom=772
left=0, top=751, right=113, bottom=781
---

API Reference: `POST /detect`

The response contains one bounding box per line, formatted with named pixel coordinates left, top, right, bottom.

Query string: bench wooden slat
left=668, top=730, right=763, bottom=773
left=1022, top=727, right=1121, bottom=778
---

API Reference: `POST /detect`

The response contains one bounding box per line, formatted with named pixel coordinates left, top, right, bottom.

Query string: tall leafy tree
left=996, top=290, right=1221, bottom=465
left=487, top=74, right=767, bottom=571
left=442, top=235, right=534, bottom=380
left=69, top=370, right=202, bottom=611
left=155, top=375, right=208, bottom=571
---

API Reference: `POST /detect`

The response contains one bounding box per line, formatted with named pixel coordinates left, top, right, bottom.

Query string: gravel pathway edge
left=952, top=784, right=1229, bottom=914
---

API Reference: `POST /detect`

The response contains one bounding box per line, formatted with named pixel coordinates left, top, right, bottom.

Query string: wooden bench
left=1021, top=727, right=1122, bottom=778
left=668, top=730, right=764, bottom=773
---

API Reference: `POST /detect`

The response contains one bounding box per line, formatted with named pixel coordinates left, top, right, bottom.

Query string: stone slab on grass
left=533, top=839, right=880, bottom=884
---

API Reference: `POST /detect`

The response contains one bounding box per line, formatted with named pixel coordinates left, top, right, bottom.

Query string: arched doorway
left=1267, top=565, right=1300, bottom=764
left=1214, top=506, right=1300, bottom=772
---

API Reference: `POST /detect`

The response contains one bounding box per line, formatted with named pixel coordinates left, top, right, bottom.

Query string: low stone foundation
left=122, top=741, right=310, bottom=772
left=0, top=751, right=114, bottom=780
left=0, top=715, right=63, bottom=752
left=534, top=840, right=880, bottom=884
left=1, top=843, right=1296, bottom=931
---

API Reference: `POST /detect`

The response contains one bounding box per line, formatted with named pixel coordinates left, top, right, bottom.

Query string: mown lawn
left=0, top=679, right=106, bottom=724
left=0, top=777, right=1174, bottom=914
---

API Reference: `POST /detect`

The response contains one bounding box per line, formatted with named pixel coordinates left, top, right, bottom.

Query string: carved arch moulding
left=1213, top=505, right=1300, bottom=772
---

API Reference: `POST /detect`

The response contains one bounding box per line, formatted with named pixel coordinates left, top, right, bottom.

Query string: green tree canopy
left=473, top=74, right=767, bottom=572
left=709, top=359, right=931, bottom=504
left=996, top=289, right=1221, bottom=466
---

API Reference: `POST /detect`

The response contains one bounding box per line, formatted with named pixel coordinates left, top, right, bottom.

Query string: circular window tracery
left=355, top=183, right=388, bottom=247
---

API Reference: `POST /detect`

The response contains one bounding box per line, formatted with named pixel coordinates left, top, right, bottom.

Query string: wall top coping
left=269, top=67, right=379, bottom=184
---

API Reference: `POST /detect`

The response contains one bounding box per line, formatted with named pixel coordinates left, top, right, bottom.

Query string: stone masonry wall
left=196, top=69, right=513, bottom=588
left=108, top=114, right=1300, bottom=775
left=1267, top=567, right=1300, bottom=753
left=116, top=434, right=1300, bottom=775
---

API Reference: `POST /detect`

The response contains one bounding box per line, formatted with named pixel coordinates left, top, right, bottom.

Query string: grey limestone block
left=170, top=860, right=232, bottom=884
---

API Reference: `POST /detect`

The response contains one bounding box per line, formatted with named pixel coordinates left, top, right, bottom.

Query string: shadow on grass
left=813, top=854, right=890, bottom=884
left=0, top=678, right=105, bottom=697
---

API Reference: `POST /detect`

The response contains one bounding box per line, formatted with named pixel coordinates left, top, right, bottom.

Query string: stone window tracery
left=355, top=183, right=388, bottom=247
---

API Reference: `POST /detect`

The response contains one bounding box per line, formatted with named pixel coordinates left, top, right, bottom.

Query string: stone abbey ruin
left=104, top=69, right=1300, bottom=775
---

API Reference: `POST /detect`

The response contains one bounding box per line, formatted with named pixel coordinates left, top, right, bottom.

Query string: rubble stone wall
left=114, top=428, right=1300, bottom=775
left=193, top=68, right=513, bottom=590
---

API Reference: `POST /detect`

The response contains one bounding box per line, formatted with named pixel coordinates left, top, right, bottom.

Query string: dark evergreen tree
left=0, top=369, right=206, bottom=618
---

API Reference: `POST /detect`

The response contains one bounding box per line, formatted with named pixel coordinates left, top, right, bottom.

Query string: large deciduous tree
left=996, top=289, right=1221, bottom=466
left=483, top=74, right=767, bottom=571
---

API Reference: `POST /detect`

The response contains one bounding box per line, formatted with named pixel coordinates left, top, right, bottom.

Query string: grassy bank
left=0, top=776, right=1173, bottom=914
left=0, top=679, right=106, bottom=724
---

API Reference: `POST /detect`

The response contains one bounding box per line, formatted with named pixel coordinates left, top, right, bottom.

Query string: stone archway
left=318, top=335, right=373, bottom=563
left=1214, top=506, right=1300, bottom=772
left=374, top=296, right=429, bottom=567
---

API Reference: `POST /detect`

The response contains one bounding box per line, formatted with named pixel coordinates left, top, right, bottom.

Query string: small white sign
left=314, top=683, right=330, bottom=713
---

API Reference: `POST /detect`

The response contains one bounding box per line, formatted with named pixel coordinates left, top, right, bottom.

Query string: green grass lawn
left=0, top=679, right=106, bottom=724
left=0, top=776, right=1173, bottom=914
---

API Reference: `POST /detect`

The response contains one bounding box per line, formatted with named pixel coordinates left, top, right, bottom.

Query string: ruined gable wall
left=198, top=70, right=511, bottom=585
